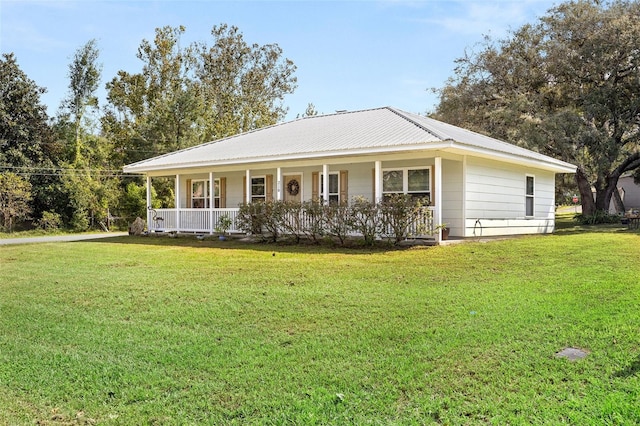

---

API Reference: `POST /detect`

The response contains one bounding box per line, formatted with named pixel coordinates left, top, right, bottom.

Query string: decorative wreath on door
left=286, top=179, right=300, bottom=196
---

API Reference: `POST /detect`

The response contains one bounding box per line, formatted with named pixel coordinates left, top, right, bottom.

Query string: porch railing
left=148, top=208, right=241, bottom=234
left=148, top=206, right=435, bottom=238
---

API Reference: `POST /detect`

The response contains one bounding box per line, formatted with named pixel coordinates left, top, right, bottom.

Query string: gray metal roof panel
left=124, top=107, right=575, bottom=172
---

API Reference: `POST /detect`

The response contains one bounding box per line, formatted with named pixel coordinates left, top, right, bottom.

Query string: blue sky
left=1, top=0, right=558, bottom=121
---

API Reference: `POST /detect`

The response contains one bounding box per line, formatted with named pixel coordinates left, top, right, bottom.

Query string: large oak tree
left=433, top=0, right=640, bottom=216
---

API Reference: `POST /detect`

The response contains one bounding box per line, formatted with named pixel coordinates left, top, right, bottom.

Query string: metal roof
left=123, top=106, right=576, bottom=173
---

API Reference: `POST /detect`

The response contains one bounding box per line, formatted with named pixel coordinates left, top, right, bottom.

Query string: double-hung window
left=251, top=177, right=266, bottom=203
left=525, top=175, right=535, bottom=217
left=320, top=172, right=340, bottom=204
left=382, top=167, right=431, bottom=202
left=191, top=180, right=209, bottom=208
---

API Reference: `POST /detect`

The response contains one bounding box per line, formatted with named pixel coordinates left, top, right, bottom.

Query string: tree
left=297, top=103, right=319, bottom=118
left=196, top=24, right=298, bottom=140
left=433, top=0, right=640, bottom=216
left=0, top=172, right=32, bottom=232
left=61, top=39, right=102, bottom=164
left=0, top=53, right=60, bottom=225
left=0, top=53, right=55, bottom=169
left=103, top=24, right=297, bottom=167
left=55, top=41, right=121, bottom=230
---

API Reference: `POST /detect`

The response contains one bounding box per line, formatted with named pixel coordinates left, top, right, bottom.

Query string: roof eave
left=123, top=140, right=576, bottom=175
left=122, top=142, right=455, bottom=173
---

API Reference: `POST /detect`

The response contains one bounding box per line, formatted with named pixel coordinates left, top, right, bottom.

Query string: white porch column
left=175, top=174, right=181, bottom=232
left=374, top=160, right=382, bottom=203
left=146, top=175, right=152, bottom=228
left=434, top=157, right=442, bottom=242
left=209, top=171, right=215, bottom=234
left=245, top=169, right=251, bottom=204
left=276, top=167, right=282, bottom=201
left=322, top=164, right=329, bottom=204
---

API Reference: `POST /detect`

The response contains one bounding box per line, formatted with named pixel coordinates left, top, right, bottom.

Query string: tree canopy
left=433, top=0, right=640, bottom=216
left=0, top=53, right=55, bottom=169
left=1, top=24, right=298, bottom=232
left=102, top=24, right=297, bottom=166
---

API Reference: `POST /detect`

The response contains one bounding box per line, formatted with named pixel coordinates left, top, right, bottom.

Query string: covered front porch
left=143, top=156, right=448, bottom=241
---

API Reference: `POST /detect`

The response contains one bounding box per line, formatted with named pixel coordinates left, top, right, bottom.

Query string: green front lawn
left=1, top=226, right=639, bottom=424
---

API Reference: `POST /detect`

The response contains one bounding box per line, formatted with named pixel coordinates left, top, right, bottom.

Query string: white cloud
left=412, top=0, right=555, bottom=38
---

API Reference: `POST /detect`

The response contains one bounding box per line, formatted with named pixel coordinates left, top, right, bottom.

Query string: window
left=191, top=180, right=209, bottom=208
left=191, top=179, right=220, bottom=208
left=525, top=175, right=535, bottom=217
left=382, top=167, right=430, bottom=202
left=320, top=173, right=340, bottom=204
left=251, top=177, right=266, bottom=203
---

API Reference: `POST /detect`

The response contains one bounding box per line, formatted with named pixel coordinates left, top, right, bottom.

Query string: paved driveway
left=0, top=232, right=128, bottom=246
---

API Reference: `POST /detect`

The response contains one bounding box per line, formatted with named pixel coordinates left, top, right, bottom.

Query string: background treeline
left=0, top=25, right=297, bottom=232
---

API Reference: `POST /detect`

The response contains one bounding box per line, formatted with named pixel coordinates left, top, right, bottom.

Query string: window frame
left=525, top=175, right=535, bottom=217
left=320, top=172, right=340, bottom=204
left=251, top=176, right=266, bottom=203
left=382, top=166, right=432, bottom=202
left=190, top=178, right=221, bottom=208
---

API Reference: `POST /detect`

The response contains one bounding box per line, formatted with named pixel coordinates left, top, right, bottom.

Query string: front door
left=283, top=175, right=302, bottom=202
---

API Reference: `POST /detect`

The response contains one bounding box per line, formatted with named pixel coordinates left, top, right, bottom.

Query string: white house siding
left=441, top=159, right=464, bottom=237
left=617, top=176, right=640, bottom=211
left=178, top=159, right=442, bottom=207
left=464, top=157, right=556, bottom=237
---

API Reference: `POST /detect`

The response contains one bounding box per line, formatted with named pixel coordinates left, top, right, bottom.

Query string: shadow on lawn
left=613, top=355, right=640, bottom=378
left=78, top=234, right=431, bottom=255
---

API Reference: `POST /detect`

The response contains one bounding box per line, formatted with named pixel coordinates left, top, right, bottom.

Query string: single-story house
left=123, top=106, right=576, bottom=241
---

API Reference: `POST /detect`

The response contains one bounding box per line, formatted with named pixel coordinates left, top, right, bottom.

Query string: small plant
left=433, top=223, right=450, bottom=240
left=215, top=214, right=233, bottom=236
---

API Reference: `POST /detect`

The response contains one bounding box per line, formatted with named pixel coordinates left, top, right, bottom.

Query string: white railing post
left=175, top=174, right=181, bottom=233
left=146, top=175, right=152, bottom=230
left=434, top=157, right=442, bottom=242
left=246, top=170, right=251, bottom=204
left=276, top=167, right=282, bottom=201
left=374, top=160, right=382, bottom=203
left=322, top=164, right=329, bottom=204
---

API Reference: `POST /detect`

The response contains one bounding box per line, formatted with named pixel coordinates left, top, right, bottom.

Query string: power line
left=0, top=166, right=141, bottom=178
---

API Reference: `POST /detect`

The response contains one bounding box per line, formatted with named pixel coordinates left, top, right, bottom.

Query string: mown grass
left=1, top=222, right=639, bottom=424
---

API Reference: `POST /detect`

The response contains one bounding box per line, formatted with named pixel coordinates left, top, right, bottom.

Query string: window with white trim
left=525, top=175, right=535, bottom=217
left=251, top=177, right=266, bottom=203
left=382, top=167, right=431, bottom=202
left=320, top=172, right=340, bottom=204
left=191, top=179, right=220, bottom=208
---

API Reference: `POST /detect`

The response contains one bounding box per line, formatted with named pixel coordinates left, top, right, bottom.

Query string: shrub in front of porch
left=379, top=194, right=431, bottom=244
left=236, top=197, right=433, bottom=245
